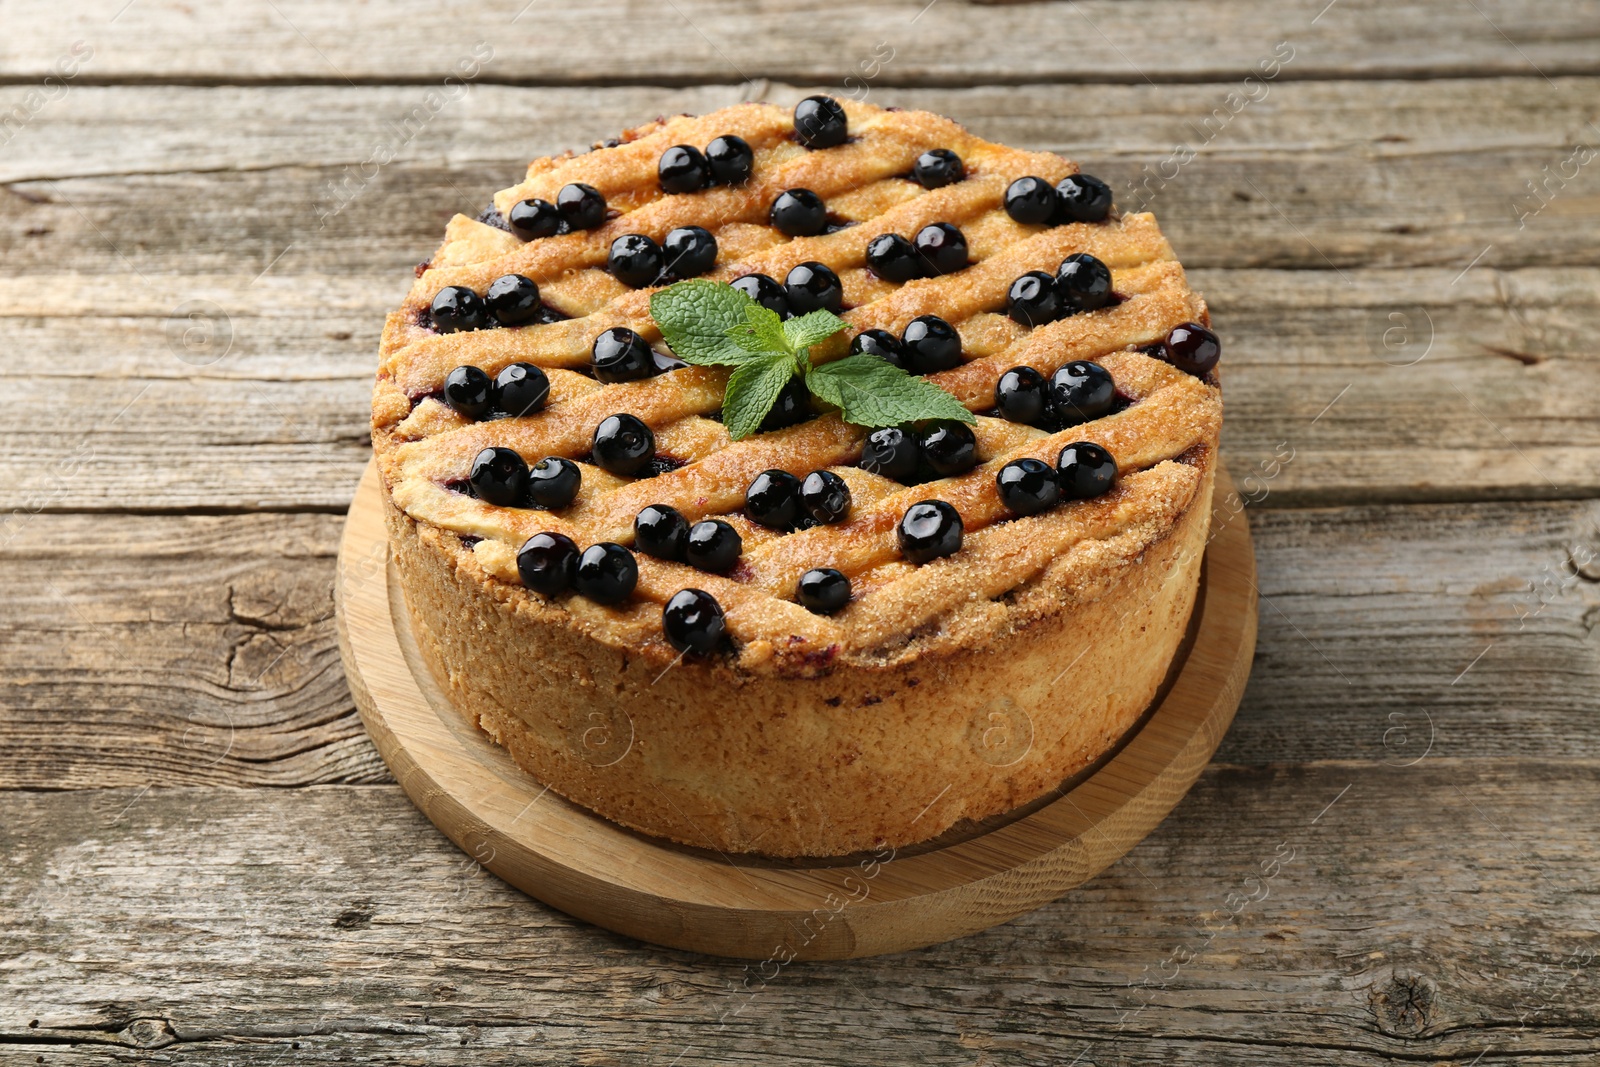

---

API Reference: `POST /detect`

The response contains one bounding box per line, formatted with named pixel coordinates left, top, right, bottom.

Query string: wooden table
left=3, top=1, right=1597, bottom=1062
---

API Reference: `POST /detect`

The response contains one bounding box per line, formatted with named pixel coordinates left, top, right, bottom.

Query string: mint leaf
left=723, top=352, right=797, bottom=440
left=727, top=303, right=791, bottom=355
left=650, top=279, right=754, bottom=366
left=806, top=356, right=977, bottom=428
left=783, top=309, right=849, bottom=352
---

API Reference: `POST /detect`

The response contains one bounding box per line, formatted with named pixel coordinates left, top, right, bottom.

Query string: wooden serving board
left=335, top=460, right=1257, bottom=960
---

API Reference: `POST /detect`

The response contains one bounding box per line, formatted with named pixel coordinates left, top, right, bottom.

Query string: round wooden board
left=335, top=460, right=1257, bottom=960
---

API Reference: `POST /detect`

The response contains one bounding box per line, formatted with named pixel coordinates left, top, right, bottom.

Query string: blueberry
left=527, top=456, right=581, bottom=508
left=770, top=189, right=828, bottom=237
left=662, top=225, right=717, bottom=278
left=1055, top=174, right=1114, bottom=223
left=865, top=233, right=922, bottom=284
left=730, top=273, right=790, bottom=317
left=901, top=315, right=963, bottom=374
left=797, top=568, right=851, bottom=614
left=913, top=148, right=964, bottom=189
left=1057, top=442, right=1117, bottom=499
left=785, top=261, right=843, bottom=315
left=591, top=327, right=656, bottom=382
left=995, top=457, right=1060, bottom=515
left=431, top=286, right=488, bottom=333
left=634, top=504, right=689, bottom=560
left=658, top=144, right=710, bottom=194
left=663, top=588, right=727, bottom=653
left=897, top=500, right=963, bottom=563
left=760, top=377, right=813, bottom=431
left=994, top=366, right=1048, bottom=424
left=919, top=421, right=978, bottom=476
left=1006, top=270, right=1061, bottom=327
left=860, top=427, right=920, bottom=482
left=557, top=183, right=606, bottom=230
left=1057, top=253, right=1114, bottom=314
left=801, top=469, right=852, bottom=524
left=469, top=446, right=529, bottom=507
left=1049, top=360, right=1117, bottom=426
left=517, top=532, right=578, bottom=595
left=685, top=519, right=742, bottom=573
left=485, top=273, right=542, bottom=326
left=1004, top=176, right=1058, bottom=225
left=1161, top=322, right=1221, bottom=377
left=508, top=198, right=563, bottom=240
left=850, top=328, right=906, bottom=369
left=443, top=365, right=493, bottom=418
left=705, top=134, right=754, bottom=185
left=793, top=95, right=848, bottom=149
left=494, top=362, right=549, bottom=417
left=914, top=222, right=967, bottom=276
left=574, top=543, right=638, bottom=604
left=591, top=414, right=655, bottom=475
left=745, top=469, right=803, bottom=529
left=608, top=233, right=664, bottom=289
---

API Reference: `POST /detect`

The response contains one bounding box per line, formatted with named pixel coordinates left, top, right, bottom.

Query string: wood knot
left=1369, top=970, right=1438, bottom=1037
left=119, top=1017, right=177, bottom=1049
left=333, top=907, right=373, bottom=929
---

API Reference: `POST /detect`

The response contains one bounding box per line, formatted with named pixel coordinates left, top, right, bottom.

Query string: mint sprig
left=649, top=279, right=978, bottom=439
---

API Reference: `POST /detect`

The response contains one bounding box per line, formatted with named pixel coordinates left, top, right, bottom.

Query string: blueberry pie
left=370, top=98, right=1222, bottom=857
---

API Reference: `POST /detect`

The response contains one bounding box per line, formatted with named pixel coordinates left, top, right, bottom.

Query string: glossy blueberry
left=685, top=519, right=742, bottom=574
left=850, top=328, right=906, bottom=369
left=796, top=568, right=851, bottom=614
left=913, top=148, right=964, bottom=189
left=1056, top=253, right=1115, bottom=314
left=508, top=198, right=563, bottom=240
left=527, top=456, right=581, bottom=508
left=760, top=377, right=813, bottom=431
left=995, top=366, right=1048, bottom=424
left=662, top=225, right=717, bottom=278
left=897, top=500, right=963, bottom=564
left=995, top=458, right=1060, bottom=515
left=770, top=188, right=828, bottom=237
left=634, top=504, right=689, bottom=560
left=557, top=182, right=606, bottom=230
left=485, top=273, right=541, bottom=326
left=431, top=286, right=488, bottom=333
left=784, top=261, right=843, bottom=315
left=865, top=232, right=922, bottom=284
left=573, top=543, right=638, bottom=604
left=860, top=427, right=920, bottom=482
left=443, top=365, right=494, bottom=418
left=705, top=134, right=754, bottom=185
left=914, top=222, right=967, bottom=276
left=1006, top=270, right=1061, bottom=327
left=901, top=315, right=963, bottom=374
left=1049, top=360, right=1117, bottom=426
left=730, top=273, right=790, bottom=317
left=1161, top=322, right=1222, bottom=377
left=800, top=469, right=851, bottom=524
left=608, top=233, right=664, bottom=289
left=591, top=327, right=656, bottom=383
left=663, top=588, right=727, bottom=653
left=469, top=446, right=529, bottom=507
left=1004, top=176, right=1058, bottom=225
left=494, top=362, right=549, bottom=417
left=591, top=413, right=655, bottom=476
left=517, top=532, right=578, bottom=595
left=1054, top=173, right=1114, bottom=223
left=745, top=469, right=803, bottom=530
left=1057, top=442, right=1117, bottom=499
left=658, top=144, right=710, bottom=194
left=919, top=421, right=978, bottom=477
left=793, top=95, right=849, bottom=149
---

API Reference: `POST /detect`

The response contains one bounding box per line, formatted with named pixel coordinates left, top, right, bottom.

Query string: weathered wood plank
left=2, top=769, right=1596, bottom=1063
left=0, top=497, right=1595, bottom=790
left=4, top=0, right=1598, bottom=84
